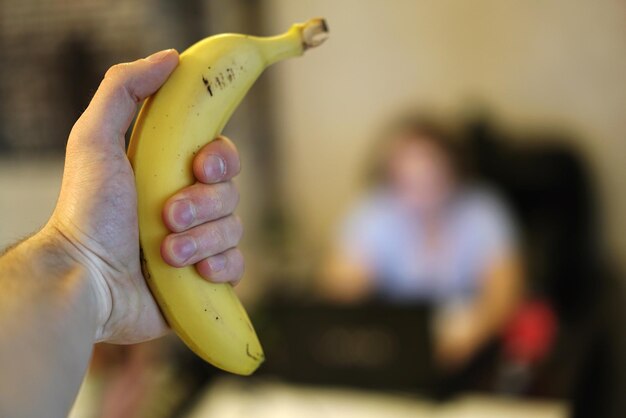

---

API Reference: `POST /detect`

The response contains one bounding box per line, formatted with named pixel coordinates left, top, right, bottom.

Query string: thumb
left=70, top=49, right=179, bottom=150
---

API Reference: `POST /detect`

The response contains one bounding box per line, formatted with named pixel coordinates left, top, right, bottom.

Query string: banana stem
left=257, top=18, right=329, bottom=66
left=301, top=18, right=330, bottom=50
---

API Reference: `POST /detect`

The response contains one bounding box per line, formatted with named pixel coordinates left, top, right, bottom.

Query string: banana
left=127, top=18, right=328, bottom=375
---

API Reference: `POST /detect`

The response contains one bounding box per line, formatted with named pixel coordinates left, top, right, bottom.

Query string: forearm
left=472, top=254, right=524, bottom=343
left=0, top=227, right=103, bottom=418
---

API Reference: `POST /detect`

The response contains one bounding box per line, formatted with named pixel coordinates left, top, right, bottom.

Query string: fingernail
left=170, top=199, right=194, bottom=229
left=204, top=155, right=226, bottom=182
left=171, top=236, right=197, bottom=263
left=208, top=254, right=227, bottom=273
left=146, top=49, right=175, bottom=62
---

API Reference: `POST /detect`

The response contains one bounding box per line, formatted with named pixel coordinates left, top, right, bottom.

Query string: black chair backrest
left=464, top=117, right=604, bottom=319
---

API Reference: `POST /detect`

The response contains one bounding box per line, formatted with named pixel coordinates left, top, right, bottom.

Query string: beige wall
left=0, top=159, right=63, bottom=247
left=262, top=0, right=626, bottom=266
left=1, top=1, right=624, bottom=274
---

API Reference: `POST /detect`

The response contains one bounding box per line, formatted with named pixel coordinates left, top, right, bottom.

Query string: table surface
left=188, top=378, right=569, bottom=418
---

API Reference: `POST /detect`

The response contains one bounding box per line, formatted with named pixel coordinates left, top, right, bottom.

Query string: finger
left=192, top=136, right=241, bottom=184
left=71, top=49, right=179, bottom=148
left=162, top=181, right=239, bottom=233
left=161, top=215, right=243, bottom=267
left=195, top=248, right=244, bottom=285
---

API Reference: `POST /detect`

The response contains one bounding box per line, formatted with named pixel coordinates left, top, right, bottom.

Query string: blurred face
left=386, top=134, right=455, bottom=215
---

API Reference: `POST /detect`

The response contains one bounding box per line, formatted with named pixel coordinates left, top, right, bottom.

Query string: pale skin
left=320, top=135, right=523, bottom=371
left=0, top=49, right=246, bottom=417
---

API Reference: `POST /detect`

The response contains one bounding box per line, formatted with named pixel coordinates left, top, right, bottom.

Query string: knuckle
left=230, top=182, right=240, bottom=208
left=207, top=191, right=224, bottom=215
left=208, top=226, right=227, bottom=251
left=232, top=215, right=244, bottom=241
left=104, top=63, right=128, bottom=81
left=209, top=216, right=241, bottom=249
left=218, top=181, right=238, bottom=213
left=103, top=63, right=141, bottom=103
left=233, top=248, right=244, bottom=268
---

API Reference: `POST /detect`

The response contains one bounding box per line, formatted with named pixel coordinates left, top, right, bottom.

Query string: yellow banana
left=127, top=18, right=328, bottom=375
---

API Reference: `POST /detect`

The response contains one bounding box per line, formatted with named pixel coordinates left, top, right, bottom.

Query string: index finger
left=73, top=50, right=179, bottom=147
left=192, top=136, right=241, bottom=184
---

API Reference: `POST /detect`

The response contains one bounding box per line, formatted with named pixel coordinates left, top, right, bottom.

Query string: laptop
left=253, top=302, right=435, bottom=392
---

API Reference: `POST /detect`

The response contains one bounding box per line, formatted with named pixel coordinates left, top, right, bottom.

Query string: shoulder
left=456, top=185, right=512, bottom=220
left=453, top=184, right=517, bottom=240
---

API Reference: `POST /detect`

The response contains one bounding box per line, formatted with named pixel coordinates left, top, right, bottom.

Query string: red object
left=503, top=299, right=557, bottom=364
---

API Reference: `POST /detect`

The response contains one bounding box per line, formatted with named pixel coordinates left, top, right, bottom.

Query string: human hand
left=47, top=50, right=244, bottom=344
left=433, top=306, right=485, bottom=371
left=434, top=326, right=481, bottom=372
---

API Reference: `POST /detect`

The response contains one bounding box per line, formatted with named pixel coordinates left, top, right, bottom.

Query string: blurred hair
left=367, top=113, right=466, bottom=185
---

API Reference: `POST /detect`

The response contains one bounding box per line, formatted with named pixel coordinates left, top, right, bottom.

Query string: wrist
left=31, top=224, right=113, bottom=342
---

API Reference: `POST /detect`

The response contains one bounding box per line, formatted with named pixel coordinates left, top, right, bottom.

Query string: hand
left=434, top=327, right=481, bottom=372
left=433, top=308, right=484, bottom=371
left=47, top=49, right=244, bottom=344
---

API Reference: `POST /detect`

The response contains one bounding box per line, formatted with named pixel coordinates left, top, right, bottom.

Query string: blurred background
left=1, top=0, right=625, bottom=417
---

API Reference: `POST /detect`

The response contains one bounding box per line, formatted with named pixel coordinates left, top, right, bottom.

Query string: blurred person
left=320, top=116, right=524, bottom=371
left=0, top=50, right=246, bottom=417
